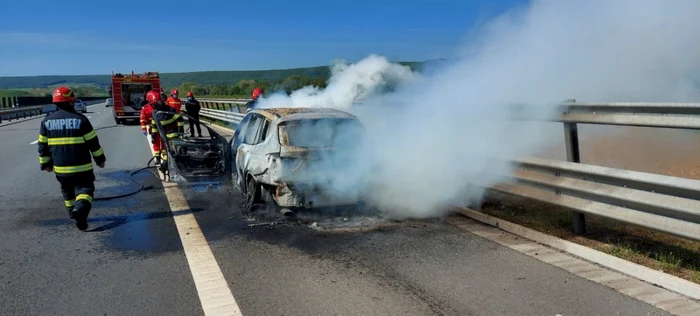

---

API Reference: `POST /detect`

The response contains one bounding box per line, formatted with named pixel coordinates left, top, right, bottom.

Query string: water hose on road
left=88, top=125, right=169, bottom=200
left=93, top=156, right=161, bottom=201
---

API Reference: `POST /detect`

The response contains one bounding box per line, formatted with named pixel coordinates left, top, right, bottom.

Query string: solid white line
left=30, top=140, right=38, bottom=145
left=146, top=135, right=242, bottom=316
left=163, top=183, right=242, bottom=316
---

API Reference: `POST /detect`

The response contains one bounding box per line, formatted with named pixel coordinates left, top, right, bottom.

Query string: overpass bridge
left=1, top=100, right=699, bottom=316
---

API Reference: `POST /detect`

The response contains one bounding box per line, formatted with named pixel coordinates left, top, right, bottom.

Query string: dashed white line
left=30, top=140, right=38, bottom=145
left=146, top=135, right=242, bottom=316
left=87, top=116, right=92, bottom=119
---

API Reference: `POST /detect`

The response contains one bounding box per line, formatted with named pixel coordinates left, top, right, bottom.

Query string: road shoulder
left=450, top=209, right=700, bottom=315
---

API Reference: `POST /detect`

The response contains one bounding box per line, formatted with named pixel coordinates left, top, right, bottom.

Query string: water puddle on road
left=96, top=210, right=184, bottom=255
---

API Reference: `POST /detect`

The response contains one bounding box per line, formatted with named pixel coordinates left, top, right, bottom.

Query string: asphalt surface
left=0, top=104, right=672, bottom=316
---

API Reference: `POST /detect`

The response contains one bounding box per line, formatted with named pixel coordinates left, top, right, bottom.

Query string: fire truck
left=109, top=71, right=162, bottom=124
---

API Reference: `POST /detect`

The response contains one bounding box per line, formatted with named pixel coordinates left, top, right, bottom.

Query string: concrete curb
left=455, top=206, right=700, bottom=302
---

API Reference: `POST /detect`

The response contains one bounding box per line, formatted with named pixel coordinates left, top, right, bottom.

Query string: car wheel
left=243, top=176, right=261, bottom=212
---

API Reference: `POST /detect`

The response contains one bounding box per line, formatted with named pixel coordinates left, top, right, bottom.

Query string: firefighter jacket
left=166, top=96, right=182, bottom=113
left=153, top=106, right=184, bottom=139
left=184, top=98, right=201, bottom=116
left=140, top=103, right=156, bottom=134
left=38, top=108, right=106, bottom=176
left=165, top=97, right=185, bottom=129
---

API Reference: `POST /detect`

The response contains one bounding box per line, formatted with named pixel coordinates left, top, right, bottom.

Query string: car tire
left=243, top=176, right=262, bottom=212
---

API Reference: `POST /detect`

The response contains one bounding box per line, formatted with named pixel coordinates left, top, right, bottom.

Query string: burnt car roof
left=249, top=107, right=357, bottom=121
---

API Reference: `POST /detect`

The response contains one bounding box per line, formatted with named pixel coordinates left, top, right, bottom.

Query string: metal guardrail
left=0, top=100, right=105, bottom=124
left=184, top=98, right=251, bottom=125
left=194, top=97, right=700, bottom=241
left=0, top=105, right=44, bottom=123
left=199, top=108, right=246, bottom=124
left=498, top=99, right=700, bottom=241
left=483, top=157, right=700, bottom=241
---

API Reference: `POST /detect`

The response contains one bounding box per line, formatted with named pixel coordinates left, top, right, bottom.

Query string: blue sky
left=0, top=0, right=527, bottom=76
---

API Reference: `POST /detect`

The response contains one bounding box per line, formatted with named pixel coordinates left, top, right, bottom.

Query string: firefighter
left=151, top=91, right=184, bottom=170
left=140, top=95, right=155, bottom=138
left=141, top=91, right=164, bottom=164
left=166, top=88, right=182, bottom=113
left=166, top=88, right=185, bottom=134
left=245, top=87, right=263, bottom=110
left=184, top=91, right=202, bottom=137
left=38, top=86, right=106, bottom=231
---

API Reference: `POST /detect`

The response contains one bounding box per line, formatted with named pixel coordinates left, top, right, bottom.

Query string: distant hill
left=0, top=60, right=444, bottom=90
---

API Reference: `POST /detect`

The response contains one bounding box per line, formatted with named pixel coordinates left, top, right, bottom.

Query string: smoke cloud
left=254, top=0, right=700, bottom=219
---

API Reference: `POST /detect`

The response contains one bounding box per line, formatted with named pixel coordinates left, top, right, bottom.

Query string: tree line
left=176, top=74, right=328, bottom=98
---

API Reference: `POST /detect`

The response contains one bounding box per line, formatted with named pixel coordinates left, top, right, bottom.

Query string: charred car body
left=230, top=108, right=366, bottom=211
left=152, top=110, right=232, bottom=182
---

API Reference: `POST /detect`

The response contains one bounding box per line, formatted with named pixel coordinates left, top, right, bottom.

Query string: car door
left=231, top=114, right=252, bottom=184
left=235, top=114, right=267, bottom=184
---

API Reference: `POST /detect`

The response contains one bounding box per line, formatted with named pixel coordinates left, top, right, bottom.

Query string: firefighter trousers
left=151, top=133, right=167, bottom=161
left=188, top=113, right=202, bottom=136
left=56, top=171, right=95, bottom=220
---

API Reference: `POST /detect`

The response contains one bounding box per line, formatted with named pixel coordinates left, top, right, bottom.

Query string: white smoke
left=256, top=54, right=417, bottom=111
left=255, top=0, right=700, bottom=218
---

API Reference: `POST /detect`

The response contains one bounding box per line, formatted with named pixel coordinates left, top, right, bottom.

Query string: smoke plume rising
left=255, top=0, right=700, bottom=218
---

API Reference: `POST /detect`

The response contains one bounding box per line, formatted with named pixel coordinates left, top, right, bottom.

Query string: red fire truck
left=109, top=71, right=162, bottom=124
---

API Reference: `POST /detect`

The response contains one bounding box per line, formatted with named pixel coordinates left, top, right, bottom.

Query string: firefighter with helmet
left=166, top=89, right=185, bottom=135
left=140, top=93, right=157, bottom=158
left=184, top=91, right=202, bottom=137
left=245, top=87, right=263, bottom=110
left=141, top=90, right=167, bottom=165
left=149, top=90, right=184, bottom=170
left=38, top=86, right=106, bottom=231
left=166, top=88, right=182, bottom=113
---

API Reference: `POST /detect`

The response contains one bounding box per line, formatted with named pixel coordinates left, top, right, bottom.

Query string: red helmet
left=171, top=88, right=178, bottom=96
left=252, top=87, right=263, bottom=99
left=146, top=90, right=162, bottom=105
left=52, top=86, right=76, bottom=104
left=187, top=91, right=193, bottom=97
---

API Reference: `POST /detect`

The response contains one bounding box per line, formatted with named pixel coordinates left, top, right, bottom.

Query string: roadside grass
left=479, top=193, right=700, bottom=284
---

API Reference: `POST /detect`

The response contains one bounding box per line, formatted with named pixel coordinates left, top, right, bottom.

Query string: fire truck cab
left=109, top=71, right=162, bottom=124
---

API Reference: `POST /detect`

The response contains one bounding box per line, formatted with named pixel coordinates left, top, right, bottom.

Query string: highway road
left=0, top=103, right=680, bottom=315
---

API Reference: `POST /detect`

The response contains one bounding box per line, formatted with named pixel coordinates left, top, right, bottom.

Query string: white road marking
left=163, top=183, right=242, bottom=316
left=87, top=116, right=92, bottom=119
left=146, top=135, right=242, bottom=316
left=30, top=140, right=38, bottom=145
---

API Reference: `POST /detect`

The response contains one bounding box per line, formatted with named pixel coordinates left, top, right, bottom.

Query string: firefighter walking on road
left=184, top=91, right=202, bottom=137
left=38, top=86, right=106, bottom=231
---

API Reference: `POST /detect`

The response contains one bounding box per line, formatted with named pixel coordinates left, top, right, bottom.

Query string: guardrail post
left=236, top=104, right=241, bottom=113
left=563, top=120, right=587, bottom=234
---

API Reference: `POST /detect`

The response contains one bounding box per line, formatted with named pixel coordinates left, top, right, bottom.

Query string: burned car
left=230, top=108, right=366, bottom=212
left=152, top=110, right=232, bottom=183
